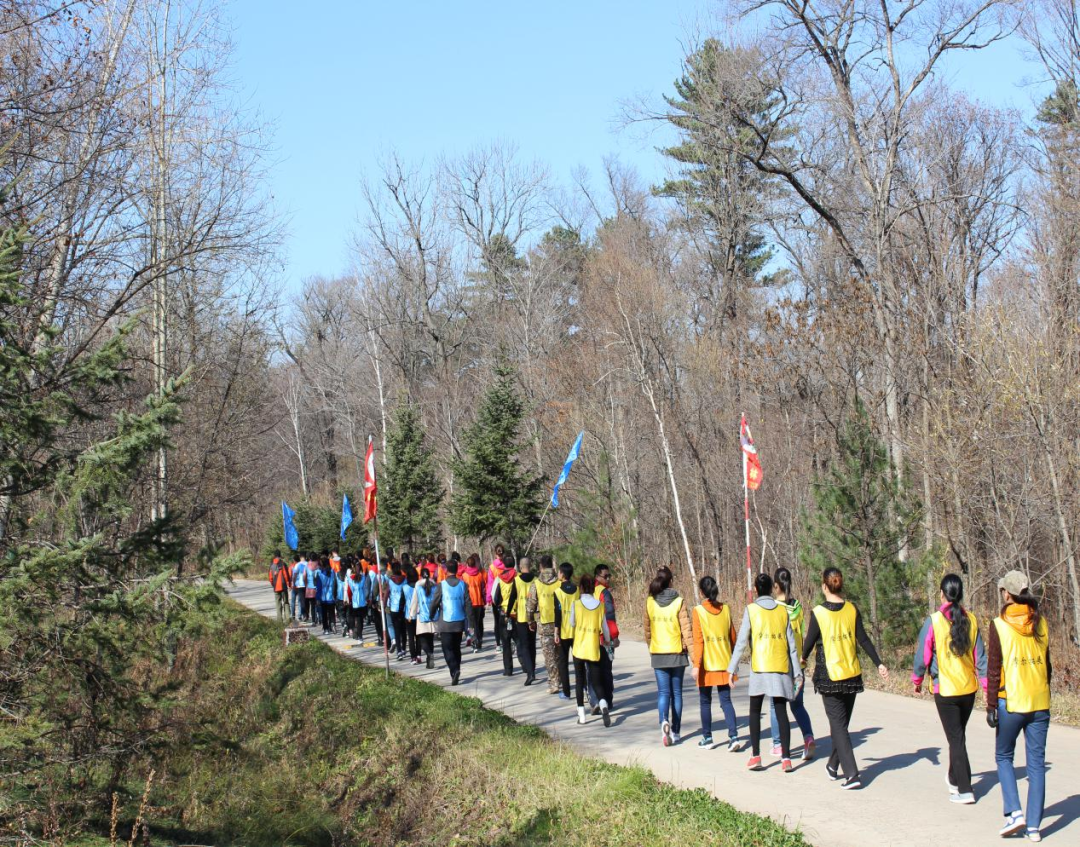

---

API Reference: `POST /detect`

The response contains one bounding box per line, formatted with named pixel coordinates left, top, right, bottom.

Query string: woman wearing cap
left=800, top=567, right=888, bottom=790
left=912, top=573, right=987, bottom=805
left=987, top=570, right=1051, bottom=842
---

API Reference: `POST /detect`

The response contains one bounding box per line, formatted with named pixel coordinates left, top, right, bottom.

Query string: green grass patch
left=105, top=603, right=810, bottom=847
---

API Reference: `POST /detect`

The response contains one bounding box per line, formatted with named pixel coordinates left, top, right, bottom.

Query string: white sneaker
left=1000, top=813, right=1026, bottom=837
left=576, top=706, right=587, bottom=725
left=672, top=733, right=681, bottom=744
left=950, top=793, right=975, bottom=805
left=1027, top=829, right=1042, bottom=842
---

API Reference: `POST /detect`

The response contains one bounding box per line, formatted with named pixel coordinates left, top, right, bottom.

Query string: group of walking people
left=268, top=553, right=1055, bottom=842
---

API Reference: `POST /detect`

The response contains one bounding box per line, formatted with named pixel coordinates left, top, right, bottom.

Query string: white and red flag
left=741, top=414, right=763, bottom=491
left=363, top=437, right=378, bottom=523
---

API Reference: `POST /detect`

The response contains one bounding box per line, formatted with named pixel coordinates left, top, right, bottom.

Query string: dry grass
left=97, top=603, right=811, bottom=847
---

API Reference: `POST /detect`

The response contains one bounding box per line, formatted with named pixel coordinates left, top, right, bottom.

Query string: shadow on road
left=861, top=746, right=940, bottom=786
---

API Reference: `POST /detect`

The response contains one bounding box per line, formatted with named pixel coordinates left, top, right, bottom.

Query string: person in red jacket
left=268, top=553, right=292, bottom=622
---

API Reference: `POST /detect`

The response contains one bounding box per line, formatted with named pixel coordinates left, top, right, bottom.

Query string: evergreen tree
left=0, top=223, right=239, bottom=816
left=450, top=359, right=543, bottom=550
left=381, top=400, right=443, bottom=552
left=656, top=39, right=784, bottom=309
left=798, top=400, right=929, bottom=651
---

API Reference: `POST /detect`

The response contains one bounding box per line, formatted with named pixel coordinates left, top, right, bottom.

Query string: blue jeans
left=654, top=666, right=685, bottom=733
left=290, top=588, right=302, bottom=619
left=385, top=609, right=397, bottom=645
left=996, top=706, right=1049, bottom=830
left=772, top=682, right=814, bottom=745
left=699, top=685, right=738, bottom=739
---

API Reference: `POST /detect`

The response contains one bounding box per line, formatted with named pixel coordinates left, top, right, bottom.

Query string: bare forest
left=6, top=0, right=1080, bottom=653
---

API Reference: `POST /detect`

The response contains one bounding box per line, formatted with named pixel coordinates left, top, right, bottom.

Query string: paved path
left=228, top=581, right=1079, bottom=846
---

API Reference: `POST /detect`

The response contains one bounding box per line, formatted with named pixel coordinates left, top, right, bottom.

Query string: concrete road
left=228, top=580, right=1079, bottom=846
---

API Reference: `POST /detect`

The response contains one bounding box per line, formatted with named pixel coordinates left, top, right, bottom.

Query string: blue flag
left=282, top=501, right=299, bottom=551
left=551, top=430, right=585, bottom=508
left=340, top=493, right=353, bottom=540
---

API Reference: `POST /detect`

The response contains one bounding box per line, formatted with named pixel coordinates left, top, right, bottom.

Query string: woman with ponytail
left=912, top=573, right=987, bottom=805
left=690, top=576, right=740, bottom=751
left=771, top=567, right=816, bottom=760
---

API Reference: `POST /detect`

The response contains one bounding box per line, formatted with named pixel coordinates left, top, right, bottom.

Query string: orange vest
left=461, top=570, right=486, bottom=606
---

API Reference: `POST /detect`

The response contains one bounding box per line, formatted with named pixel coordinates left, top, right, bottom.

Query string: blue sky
left=227, top=1, right=1042, bottom=293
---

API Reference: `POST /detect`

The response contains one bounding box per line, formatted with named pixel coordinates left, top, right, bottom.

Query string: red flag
left=741, top=414, right=763, bottom=491
left=363, top=438, right=378, bottom=523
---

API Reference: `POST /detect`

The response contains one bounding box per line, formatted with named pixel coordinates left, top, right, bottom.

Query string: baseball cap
left=998, top=570, right=1029, bottom=596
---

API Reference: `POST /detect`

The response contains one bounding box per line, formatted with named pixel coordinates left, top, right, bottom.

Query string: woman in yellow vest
left=727, top=572, right=803, bottom=772
left=800, top=567, right=888, bottom=790
left=644, top=568, right=693, bottom=746
left=568, top=574, right=614, bottom=726
left=911, top=573, right=987, bottom=805
left=770, top=567, right=816, bottom=760
left=691, top=576, right=740, bottom=751
left=987, top=570, right=1051, bottom=842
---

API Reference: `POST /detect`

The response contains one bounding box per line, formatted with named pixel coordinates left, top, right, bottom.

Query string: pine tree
left=798, top=400, right=928, bottom=651
left=381, top=400, right=443, bottom=552
left=0, top=222, right=241, bottom=815
left=656, top=39, right=785, bottom=309
left=450, top=359, right=543, bottom=550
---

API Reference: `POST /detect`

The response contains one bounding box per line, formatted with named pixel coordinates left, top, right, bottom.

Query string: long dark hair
left=773, top=567, right=794, bottom=602
left=699, top=576, right=719, bottom=604
left=940, top=573, right=971, bottom=657
left=579, top=574, right=596, bottom=595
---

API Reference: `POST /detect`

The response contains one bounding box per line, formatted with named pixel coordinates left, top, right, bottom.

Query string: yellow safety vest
left=534, top=579, right=559, bottom=625
left=748, top=603, right=790, bottom=673
left=557, top=587, right=580, bottom=639
left=695, top=604, right=733, bottom=672
left=931, top=610, right=979, bottom=697
left=647, top=596, right=684, bottom=654
left=497, top=578, right=515, bottom=614
left=994, top=616, right=1050, bottom=714
left=594, top=583, right=607, bottom=599
left=513, top=576, right=531, bottom=622
left=572, top=600, right=604, bottom=662
left=813, top=602, right=862, bottom=681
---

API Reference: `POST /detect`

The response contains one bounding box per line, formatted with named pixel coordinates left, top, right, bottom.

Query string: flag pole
left=524, top=500, right=552, bottom=558
left=742, top=416, right=753, bottom=603
left=372, top=513, right=391, bottom=678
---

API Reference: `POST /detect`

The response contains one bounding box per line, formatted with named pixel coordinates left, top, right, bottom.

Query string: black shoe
left=601, top=703, right=611, bottom=727
left=841, top=776, right=862, bottom=790
left=451, top=674, right=460, bottom=686
left=503, top=670, right=513, bottom=677
left=591, top=706, right=601, bottom=716
left=524, top=675, right=535, bottom=686
left=426, top=655, right=435, bottom=669
left=826, top=763, right=840, bottom=782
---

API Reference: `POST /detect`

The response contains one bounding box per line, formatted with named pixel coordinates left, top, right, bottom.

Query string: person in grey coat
left=727, top=572, right=803, bottom=770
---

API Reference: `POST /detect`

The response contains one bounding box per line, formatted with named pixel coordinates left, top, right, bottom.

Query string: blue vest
left=315, top=569, right=336, bottom=603
left=441, top=580, right=467, bottom=623
left=335, top=574, right=345, bottom=602
left=417, top=584, right=438, bottom=623
left=403, top=584, right=416, bottom=620
left=387, top=578, right=405, bottom=612
left=347, top=574, right=369, bottom=608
